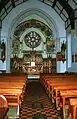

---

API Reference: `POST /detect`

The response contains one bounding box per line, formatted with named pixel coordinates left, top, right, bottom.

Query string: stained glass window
left=24, top=31, right=41, bottom=48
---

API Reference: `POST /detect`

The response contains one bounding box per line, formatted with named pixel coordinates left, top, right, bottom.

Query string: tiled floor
left=20, top=80, right=59, bottom=119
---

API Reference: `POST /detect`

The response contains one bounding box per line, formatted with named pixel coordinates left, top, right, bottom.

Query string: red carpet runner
left=20, top=80, right=59, bottom=119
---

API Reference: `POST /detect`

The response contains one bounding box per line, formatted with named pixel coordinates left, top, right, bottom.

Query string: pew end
left=0, top=95, right=9, bottom=119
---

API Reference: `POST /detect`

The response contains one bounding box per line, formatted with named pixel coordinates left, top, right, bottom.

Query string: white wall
left=68, top=36, right=77, bottom=72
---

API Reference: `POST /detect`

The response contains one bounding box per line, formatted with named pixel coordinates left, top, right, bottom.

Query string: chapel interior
left=0, top=0, right=77, bottom=119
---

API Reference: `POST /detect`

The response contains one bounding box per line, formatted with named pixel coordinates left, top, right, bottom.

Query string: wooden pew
left=69, top=98, right=77, bottom=119
left=0, top=88, right=24, bottom=117
left=0, top=73, right=27, bottom=117
left=48, top=83, right=77, bottom=119
left=44, top=78, right=77, bottom=96
left=40, top=73, right=77, bottom=119
left=59, top=90, right=77, bottom=119
left=0, top=95, right=9, bottom=119
left=40, top=73, right=77, bottom=91
left=0, top=73, right=27, bottom=82
left=48, top=82, right=77, bottom=95
left=0, top=89, right=23, bottom=106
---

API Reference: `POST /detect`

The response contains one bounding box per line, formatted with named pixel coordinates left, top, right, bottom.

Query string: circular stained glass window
left=24, top=31, right=41, bottom=48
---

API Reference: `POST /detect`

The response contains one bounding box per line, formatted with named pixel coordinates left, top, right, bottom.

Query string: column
left=75, top=10, right=77, bottom=36
left=56, top=37, right=61, bottom=73
left=6, top=38, right=11, bottom=73
left=66, top=31, right=72, bottom=69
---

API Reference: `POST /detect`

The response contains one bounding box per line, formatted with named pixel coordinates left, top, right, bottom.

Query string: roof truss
left=40, top=0, right=75, bottom=29
left=0, top=0, right=76, bottom=29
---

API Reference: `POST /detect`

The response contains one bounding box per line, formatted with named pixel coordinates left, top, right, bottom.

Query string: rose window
left=24, top=31, right=41, bottom=48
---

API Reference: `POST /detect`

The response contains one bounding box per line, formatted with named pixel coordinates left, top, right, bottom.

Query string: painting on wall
left=46, top=39, right=55, bottom=53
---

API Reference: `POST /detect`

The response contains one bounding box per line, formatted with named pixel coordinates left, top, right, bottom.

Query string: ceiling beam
left=66, top=0, right=69, bottom=2
left=0, top=0, right=9, bottom=13
left=59, top=7, right=64, bottom=15
left=42, top=0, right=44, bottom=2
left=11, top=0, right=15, bottom=8
left=52, top=0, right=57, bottom=8
left=58, top=0, right=75, bottom=29
left=4, top=6, right=8, bottom=14
left=73, top=0, right=77, bottom=5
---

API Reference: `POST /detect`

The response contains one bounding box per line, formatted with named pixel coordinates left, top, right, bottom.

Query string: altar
left=28, top=74, right=40, bottom=80
left=22, top=51, right=43, bottom=74
left=27, top=66, right=41, bottom=74
left=23, top=62, right=42, bottom=74
left=10, top=51, right=56, bottom=73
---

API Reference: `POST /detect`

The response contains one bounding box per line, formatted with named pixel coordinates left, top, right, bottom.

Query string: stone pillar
left=56, top=37, right=60, bottom=73
left=66, top=31, right=72, bottom=69
left=75, top=10, right=77, bottom=36
left=6, top=38, right=11, bottom=73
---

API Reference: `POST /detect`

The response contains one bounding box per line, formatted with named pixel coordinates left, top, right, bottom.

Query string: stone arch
left=20, top=27, right=46, bottom=43
left=9, top=8, right=59, bottom=40
left=7, top=8, right=59, bottom=72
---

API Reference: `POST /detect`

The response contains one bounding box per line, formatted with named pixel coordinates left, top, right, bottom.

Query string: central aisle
left=20, top=80, right=58, bottom=119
